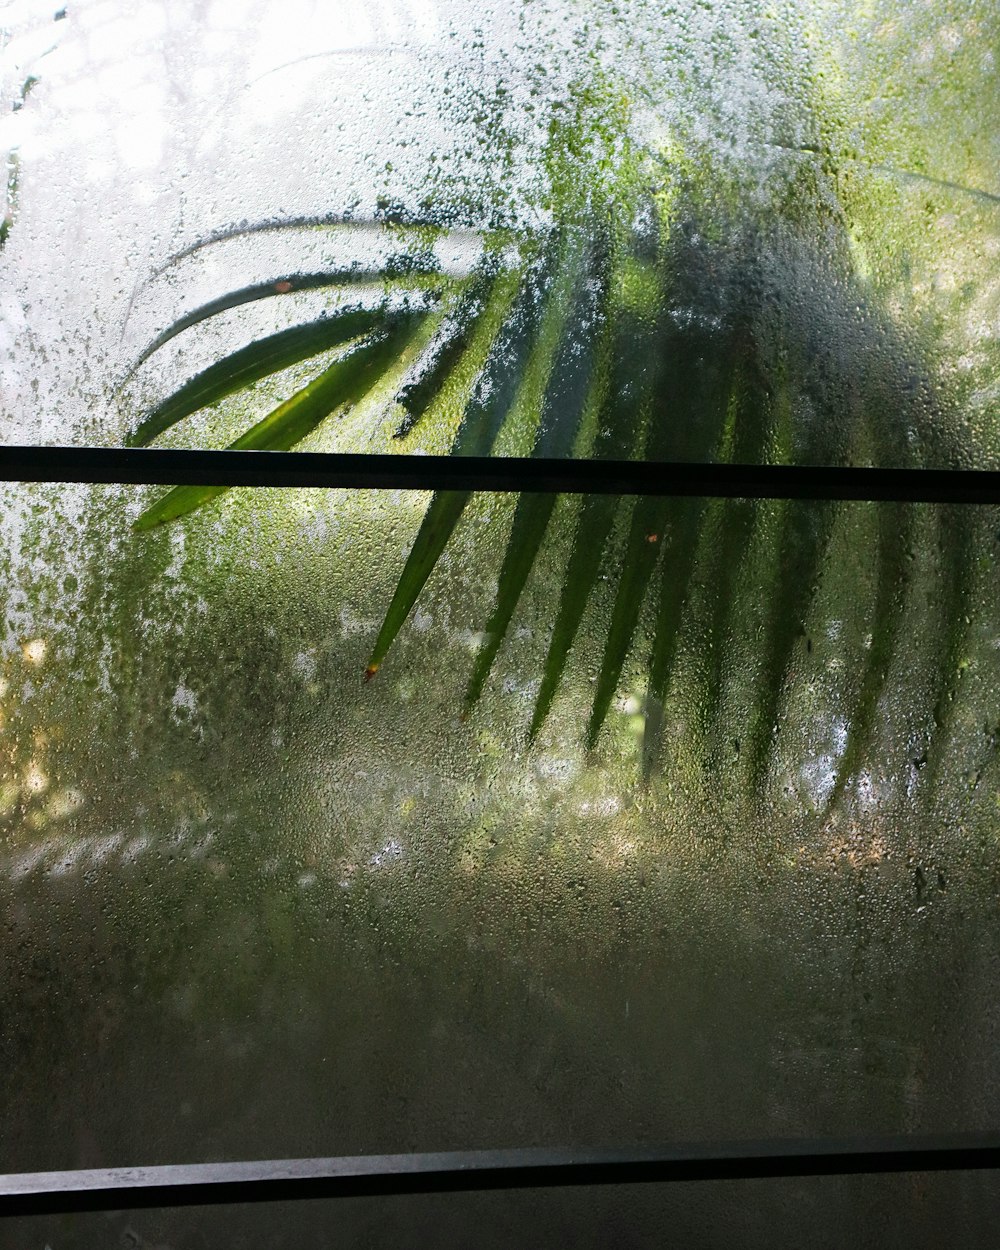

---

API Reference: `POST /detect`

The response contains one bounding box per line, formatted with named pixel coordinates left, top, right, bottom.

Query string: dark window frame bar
left=0, top=445, right=999, bottom=503
left=4, top=1136, right=1000, bottom=1217
left=2, top=442, right=997, bottom=1214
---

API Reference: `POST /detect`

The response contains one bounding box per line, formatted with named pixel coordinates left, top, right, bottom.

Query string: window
left=2, top=2, right=1000, bottom=1245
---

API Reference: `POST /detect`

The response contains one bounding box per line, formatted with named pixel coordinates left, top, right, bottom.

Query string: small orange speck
left=364, top=665, right=378, bottom=683
left=646, top=533, right=658, bottom=543
left=274, top=280, right=293, bottom=294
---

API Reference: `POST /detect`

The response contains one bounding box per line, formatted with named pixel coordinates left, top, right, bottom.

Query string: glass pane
left=1, top=0, right=997, bottom=468
left=3, top=481, right=1000, bottom=1242
left=3, top=0, right=1000, bottom=1245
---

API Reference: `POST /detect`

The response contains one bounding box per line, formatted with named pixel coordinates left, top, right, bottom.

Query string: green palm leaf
left=126, top=268, right=443, bottom=376
left=364, top=489, right=473, bottom=681
left=585, top=241, right=743, bottom=753
left=585, top=262, right=693, bottom=749
left=825, top=498, right=912, bottom=808
left=585, top=495, right=665, bottom=750
left=394, top=266, right=502, bottom=440
left=747, top=505, right=839, bottom=796
left=122, top=189, right=979, bottom=798
left=365, top=245, right=560, bottom=679
left=133, top=313, right=426, bottom=530
left=641, top=300, right=743, bottom=776
left=695, top=355, right=775, bottom=761
left=826, top=347, right=920, bottom=806
left=128, top=307, right=392, bottom=446
left=464, top=234, right=609, bottom=711
left=744, top=294, right=864, bottom=794
left=527, top=292, right=653, bottom=740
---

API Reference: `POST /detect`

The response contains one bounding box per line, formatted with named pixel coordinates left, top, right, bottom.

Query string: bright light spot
left=48, top=839, right=90, bottom=877
left=292, top=649, right=317, bottom=680
left=88, top=833, right=124, bottom=864
left=171, top=683, right=198, bottom=721
left=370, top=837, right=403, bottom=868
left=24, top=761, right=47, bottom=794
left=121, top=836, right=151, bottom=864
left=46, top=788, right=84, bottom=819
left=579, top=796, right=622, bottom=818
left=339, top=607, right=376, bottom=637
left=22, top=638, right=46, bottom=664
left=7, top=840, right=55, bottom=881
left=537, top=756, right=576, bottom=781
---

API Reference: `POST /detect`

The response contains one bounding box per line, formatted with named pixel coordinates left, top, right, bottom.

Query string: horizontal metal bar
left=4, top=1135, right=1000, bottom=1216
left=0, top=446, right=998, bottom=503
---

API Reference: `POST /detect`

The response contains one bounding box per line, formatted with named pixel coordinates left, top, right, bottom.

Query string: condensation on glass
left=1, top=2, right=999, bottom=1247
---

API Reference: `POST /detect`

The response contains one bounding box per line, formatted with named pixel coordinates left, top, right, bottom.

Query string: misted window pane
left=1, top=0, right=999, bottom=1246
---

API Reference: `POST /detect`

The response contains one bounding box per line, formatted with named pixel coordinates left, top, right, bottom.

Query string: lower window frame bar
left=4, top=1136, right=1000, bottom=1217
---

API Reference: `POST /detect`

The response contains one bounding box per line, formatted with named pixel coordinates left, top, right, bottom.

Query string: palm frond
left=696, top=358, right=774, bottom=756
left=125, top=179, right=977, bottom=799
left=825, top=499, right=912, bottom=808
left=128, top=307, right=392, bottom=446
left=527, top=282, right=655, bottom=740
left=825, top=351, right=918, bottom=805
left=393, top=265, right=503, bottom=440
left=742, top=269, right=864, bottom=793
left=133, top=313, right=426, bottom=530
left=125, top=268, right=444, bottom=377
left=640, top=272, right=744, bottom=774
left=364, top=248, right=557, bottom=678
left=464, top=233, right=608, bottom=711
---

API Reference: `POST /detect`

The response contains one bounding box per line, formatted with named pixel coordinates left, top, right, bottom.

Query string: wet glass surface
left=2, top=484, right=1000, bottom=1224
left=2, top=2, right=1000, bottom=1246
left=1, top=0, right=998, bottom=466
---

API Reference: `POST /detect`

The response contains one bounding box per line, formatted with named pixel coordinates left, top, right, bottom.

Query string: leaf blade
left=528, top=256, right=663, bottom=739
left=365, top=488, right=473, bottom=678
left=464, top=233, right=609, bottom=709
left=641, top=311, right=743, bottom=776
left=365, top=245, right=559, bottom=676
left=125, top=269, right=445, bottom=376
left=393, top=266, right=501, bottom=440
left=128, top=307, right=392, bottom=445
left=132, top=314, right=426, bottom=531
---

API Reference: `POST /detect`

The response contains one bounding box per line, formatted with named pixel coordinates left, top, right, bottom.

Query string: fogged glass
left=2, top=1, right=1000, bottom=1247
left=1, top=0, right=997, bottom=466
left=2, top=480, right=1000, bottom=1250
